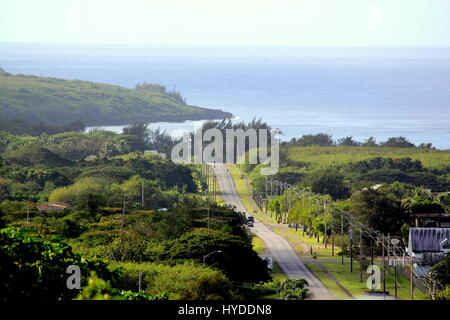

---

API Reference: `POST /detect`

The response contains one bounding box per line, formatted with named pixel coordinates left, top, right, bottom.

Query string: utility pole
left=308, top=198, right=312, bottom=237
left=141, top=180, right=144, bottom=208
left=120, top=195, right=126, bottom=244
left=316, top=199, right=320, bottom=243
left=138, top=271, right=142, bottom=292
left=359, top=231, right=363, bottom=282
left=264, top=178, right=268, bottom=199
left=394, top=260, right=398, bottom=298
left=331, top=207, right=335, bottom=256
left=205, top=187, right=210, bottom=229
left=371, top=237, right=374, bottom=268
left=382, top=235, right=386, bottom=299
left=270, top=179, right=273, bottom=198
left=324, top=201, right=327, bottom=249
left=387, top=234, right=391, bottom=294
left=390, top=238, right=399, bottom=299
left=410, top=255, right=414, bottom=300
left=26, top=201, right=30, bottom=229
left=302, top=194, right=306, bottom=236
left=341, top=212, right=344, bottom=265
left=349, top=229, right=353, bottom=272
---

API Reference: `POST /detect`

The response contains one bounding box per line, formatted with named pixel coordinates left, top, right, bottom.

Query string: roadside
left=216, top=164, right=334, bottom=300
left=225, top=164, right=428, bottom=300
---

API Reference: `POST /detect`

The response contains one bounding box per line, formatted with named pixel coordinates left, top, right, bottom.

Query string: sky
left=0, top=0, right=449, bottom=46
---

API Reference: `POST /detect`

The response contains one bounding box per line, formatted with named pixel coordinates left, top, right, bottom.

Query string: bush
left=112, top=261, right=238, bottom=299
left=109, top=233, right=149, bottom=262
left=407, top=198, right=446, bottom=214
left=160, top=228, right=271, bottom=284
left=303, top=167, right=350, bottom=199
left=0, top=226, right=120, bottom=300
left=49, top=177, right=108, bottom=211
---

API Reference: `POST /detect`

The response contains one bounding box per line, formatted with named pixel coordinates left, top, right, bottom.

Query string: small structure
left=410, top=213, right=450, bottom=228
left=37, top=202, right=72, bottom=212
left=408, top=227, right=450, bottom=267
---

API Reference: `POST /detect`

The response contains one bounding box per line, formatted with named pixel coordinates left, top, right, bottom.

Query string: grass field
left=226, top=163, right=430, bottom=300
left=226, top=164, right=261, bottom=212
left=306, top=262, right=427, bottom=300
left=306, top=263, right=351, bottom=300
left=287, top=145, right=450, bottom=169
left=252, top=235, right=266, bottom=254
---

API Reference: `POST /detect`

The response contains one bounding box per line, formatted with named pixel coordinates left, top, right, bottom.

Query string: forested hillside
left=0, top=70, right=232, bottom=126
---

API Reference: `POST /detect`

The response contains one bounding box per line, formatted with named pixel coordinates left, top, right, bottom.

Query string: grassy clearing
left=226, top=164, right=260, bottom=212
left=306, top=263, right=350, bottom=300
left=252, top=235, right=266, bottom=254
left=273, top=229, right=306, bottom=255
left=253, top=212, right=274, bottom=225
left=287, top=146, right=450, bottom=169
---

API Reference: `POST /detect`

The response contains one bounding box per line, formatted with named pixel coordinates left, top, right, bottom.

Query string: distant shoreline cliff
left=0, top=69, right=232, bottom=127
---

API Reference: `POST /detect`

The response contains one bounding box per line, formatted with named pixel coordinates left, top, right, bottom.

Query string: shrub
left=0, top=226, right=120, bottom=300
left=112, top=261, right=238, bottom=300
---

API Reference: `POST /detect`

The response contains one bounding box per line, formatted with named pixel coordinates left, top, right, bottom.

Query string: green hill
left=0, top=70, right=232, bottom=126
left=3, top=145, right=74, bottom=167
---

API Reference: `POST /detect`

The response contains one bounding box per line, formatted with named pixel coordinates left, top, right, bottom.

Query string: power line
left=263, top=178, right=442, bottom=297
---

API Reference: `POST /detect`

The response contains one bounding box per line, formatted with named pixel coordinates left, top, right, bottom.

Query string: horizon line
left=1, top=41, right=450, bottom=49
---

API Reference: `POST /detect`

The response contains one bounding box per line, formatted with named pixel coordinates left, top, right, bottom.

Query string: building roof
left=408, top=227, right=450, bottom=253
left=410, top=213, right=450, bottom=218
left=36, top=202, right=72, bottom=211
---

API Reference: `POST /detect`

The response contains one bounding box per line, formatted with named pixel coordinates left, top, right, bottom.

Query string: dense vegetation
left=0, top=118, right=86, bottom=136
left=0, top=70, right=232, bottom=126
left=1, top=119, right=449, bottom=300
left=246, top=133, right=450, bottom=239
left=0, top=125, right=273, bottom=300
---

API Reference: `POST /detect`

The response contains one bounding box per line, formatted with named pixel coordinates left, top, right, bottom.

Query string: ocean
left=1, top=43, right=449, bottom=148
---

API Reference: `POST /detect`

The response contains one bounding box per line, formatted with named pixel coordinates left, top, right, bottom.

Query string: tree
left=160, top=228, right=271, bottom=284
left=268, top=199, right=282, bottom=221
left=48, top=177, right=108, bottom=211
left=121, top=175, right=166, bottom=209
left=294, top=133, right=334, bottom=147
left=430, top=253, right=450, bottom=286
left=381, top=137, right=415, bottom=148
left=109, top=233, right=149, bottom=262
left=418, top=142, right=434, bottom=149
left=277, top=278, right=310, bottom=300
left=362, top=137, right=379, bottom=147
left=122, top=123, right=149, bottom=151
left=76, top=272, right=168, bottom=300
left=181, top=273, right=241, bottom=300
left=349, top=188, right=405, bottom=235
left=0, top=227, right=120, bottom=300
left=303, top=168, right=350, bottom=199
left=405, top=198, right=446, bottom=214
left=337, top=136, right=361, bottom=146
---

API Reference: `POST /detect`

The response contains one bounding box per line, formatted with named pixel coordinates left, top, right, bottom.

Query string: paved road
left=213, top=163, right=334, bottom=300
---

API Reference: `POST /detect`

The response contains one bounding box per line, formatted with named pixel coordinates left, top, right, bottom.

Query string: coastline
left=81, top=107, right=233, bottom=127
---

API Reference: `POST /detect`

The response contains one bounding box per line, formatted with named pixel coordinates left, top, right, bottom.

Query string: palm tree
left=281, top=288, right=310, bottom=300
left=277, top=278, right=310, bottom=300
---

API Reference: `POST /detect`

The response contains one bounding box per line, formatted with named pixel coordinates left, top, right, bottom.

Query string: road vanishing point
left=213, top=163, right=334, bottom=300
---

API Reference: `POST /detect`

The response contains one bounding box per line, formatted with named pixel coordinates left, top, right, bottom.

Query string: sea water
left=1, top=44, right=449, bottom=148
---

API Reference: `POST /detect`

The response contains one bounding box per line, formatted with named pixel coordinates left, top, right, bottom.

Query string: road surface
left=213, top=163, right=334, bottom=300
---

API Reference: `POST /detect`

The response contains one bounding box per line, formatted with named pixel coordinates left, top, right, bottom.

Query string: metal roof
left=408, top=227, right=450, bottom=253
